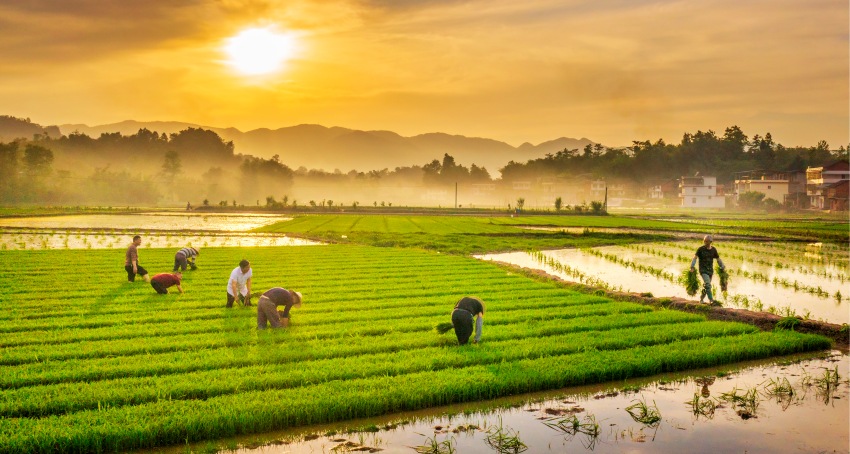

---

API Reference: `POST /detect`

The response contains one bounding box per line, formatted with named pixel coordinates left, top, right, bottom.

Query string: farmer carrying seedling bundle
left=690, top=235, right=725, bottom=305
left=257, top=287, right=303, bottom=329
left=150, top=272, right=183, bottom=295
left=173, top=246, right=200, bottom=271
left=226, top=259, right=252, bottom=307
left=451, top=296, right=485, bottom=345
left=124, top=235, right=150, bottom=283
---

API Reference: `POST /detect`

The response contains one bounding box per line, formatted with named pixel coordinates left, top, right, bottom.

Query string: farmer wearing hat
left=690, top=235, right=725, bottom=305
left=451, top=296, right=485, bottom=345
left=257, top=287, right=303, bottom=329
left=173, top=246, right=200, bottom=272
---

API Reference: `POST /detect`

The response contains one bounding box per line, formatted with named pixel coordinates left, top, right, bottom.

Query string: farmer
left=690, top=235, right=726, bottom=305
left=257, top=287, right=303, bottom=329
left=124, top=235, right=150, bottom=283
left=226, top=259, right=252, bottom=308
left=150, top=272, right=183, bottom=295
left=173, top=246, right=200, bottom=271
left=451, top=296, right=485, bottom=345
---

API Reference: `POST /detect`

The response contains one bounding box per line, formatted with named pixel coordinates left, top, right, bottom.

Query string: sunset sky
left=1, top=0, right=847, bottom=148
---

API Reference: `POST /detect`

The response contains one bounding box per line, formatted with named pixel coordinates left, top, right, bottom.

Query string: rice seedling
left=624, top=398, right=661, bottom=427
left=687, top=393, right=716, bottom=419
left=680, top=269, right=700, bottom=297
left=412, top=435, right=455, bottom=454
left=775, top=316, right=801, bottom=331
left=484, top=418, right=528, bottom=454
left=719, top=386, right=759, bottom=419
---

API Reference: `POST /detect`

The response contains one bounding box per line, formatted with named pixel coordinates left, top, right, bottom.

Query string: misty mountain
left=30, top=118, right=594, bottom=173
left=0, top=116, right=61, bottom=142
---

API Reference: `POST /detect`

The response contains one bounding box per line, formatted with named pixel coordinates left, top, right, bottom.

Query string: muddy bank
left=494, top=261, right=850, bottom=348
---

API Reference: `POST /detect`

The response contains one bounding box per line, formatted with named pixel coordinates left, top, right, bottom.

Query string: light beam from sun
left=223, top=26, right=297, bottom=76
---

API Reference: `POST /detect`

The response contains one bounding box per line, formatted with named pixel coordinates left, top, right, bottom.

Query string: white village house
left=679, top=175, right=725, bottom=208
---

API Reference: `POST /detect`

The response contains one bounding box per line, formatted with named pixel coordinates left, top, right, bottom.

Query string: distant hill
left=0, top=116, right=61, bottom=142
left=5, top=117, right=595, bottom=173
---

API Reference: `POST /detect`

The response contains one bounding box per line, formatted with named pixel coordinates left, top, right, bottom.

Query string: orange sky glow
left=0, top=0, right=847, bottom=148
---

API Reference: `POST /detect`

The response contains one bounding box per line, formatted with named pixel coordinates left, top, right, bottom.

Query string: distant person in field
left=226, top=259, right=253, bottom=307
left=690, top=235, right=726, bottom=305
left=124, top=235, right=150, bottom=283
left=151, top=272, right=183, bottom=295
left=452, top=296, right=485, bottom=345
left=173, top=247, right=200, bottom=271
left=257, top=287, right=303, bottom=329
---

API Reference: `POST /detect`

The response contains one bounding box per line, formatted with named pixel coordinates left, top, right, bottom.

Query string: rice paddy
left=0, top=243, right=833, bottom=453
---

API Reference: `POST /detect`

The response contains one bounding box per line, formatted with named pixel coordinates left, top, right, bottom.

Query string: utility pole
left=603, top=186, right=608, bottom=212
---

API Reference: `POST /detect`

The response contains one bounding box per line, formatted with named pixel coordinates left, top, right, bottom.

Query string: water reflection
left=0, top=231, right=319, bottom=249
left=476, top=248, right=849, bottom=325
left=0, top=213, right=287, bottom=231
left=143, top=352, right=848, bottom=454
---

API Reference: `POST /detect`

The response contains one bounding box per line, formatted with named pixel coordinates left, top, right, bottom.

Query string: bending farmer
left=690, top=235, right=725, bottom=305
left=226, top=259, right=252, bottom=307
left=173, top=247, right=200, bottom=271
left=257, top=287, right=303, bottom=329
left=124, top=235, right=150, bottom=283
left=451, top=296, right=485, bottom=345
left=151, top=272, right=183, bottom=295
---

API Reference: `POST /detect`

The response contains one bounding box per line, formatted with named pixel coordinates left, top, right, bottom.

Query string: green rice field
left=0, top=244, right=832, bottom=453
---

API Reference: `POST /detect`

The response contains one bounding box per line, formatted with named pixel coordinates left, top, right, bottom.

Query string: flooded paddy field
left=150, top=351, right=848, bottom=454
left=0, top=213, right=321, bottom=249
left=0, top=212, right=287, bottom=231
left=478, top=240, right=850, bottom=325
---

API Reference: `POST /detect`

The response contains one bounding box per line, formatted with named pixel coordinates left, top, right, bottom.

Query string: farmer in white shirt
left=226, top=259, right=253, bottom=307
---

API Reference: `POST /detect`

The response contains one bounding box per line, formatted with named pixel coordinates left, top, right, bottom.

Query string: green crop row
left=0, top=331, right=828, bottom=454
left=0, top=244, right=833, bottom=453
left=0, top=320, right=755, bottom=418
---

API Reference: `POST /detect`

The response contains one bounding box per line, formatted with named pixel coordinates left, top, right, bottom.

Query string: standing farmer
left=451, top=296, right=485, bottom=345
left=226, top=259, right=252, bottom=307
left=690, top=235, right=726, bottom=305
left=124, top=235, right=150, bottom=283
left=257, top=287, right=303, bottom=329
left=173, top=247, right=200, bottom=271
left=151, top=272, right=183, bottom=295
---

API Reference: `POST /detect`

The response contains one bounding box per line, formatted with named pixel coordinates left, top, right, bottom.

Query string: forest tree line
left=0, top=116, right=844, bottom=207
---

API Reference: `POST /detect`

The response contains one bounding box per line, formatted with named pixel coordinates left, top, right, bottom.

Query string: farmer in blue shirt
left=690, top=235, right=725, bottom=305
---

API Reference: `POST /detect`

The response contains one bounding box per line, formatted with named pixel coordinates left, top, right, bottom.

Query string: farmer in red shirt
left=150, top=272, right=184, bottom=295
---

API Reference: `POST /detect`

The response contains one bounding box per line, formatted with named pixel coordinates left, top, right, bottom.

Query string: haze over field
left=1, top=0, right=847, bottom=151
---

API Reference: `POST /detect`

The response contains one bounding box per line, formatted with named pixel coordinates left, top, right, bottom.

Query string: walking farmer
left=257, top=287, right=303, bottom=329
left=226, top=259, right=252, bottom=307
left=151, top=272, right=183, bottom=295
left=173, top=247, right=200, bottom=271
left=124, top=235, right=150, bottom=283
left=451, top=296, right=485, bottom=345
left=690, top=235, right=725, bottom=305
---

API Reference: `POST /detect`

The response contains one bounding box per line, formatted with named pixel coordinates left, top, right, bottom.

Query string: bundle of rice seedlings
left=717, top=265, right=730, bottom=292
left=435, top=322, right=454, bottom=334
left=680, top=269, right=700, bottom=296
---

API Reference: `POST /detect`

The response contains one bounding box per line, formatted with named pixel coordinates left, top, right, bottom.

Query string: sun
left=223, top=27, right=297, bottom=76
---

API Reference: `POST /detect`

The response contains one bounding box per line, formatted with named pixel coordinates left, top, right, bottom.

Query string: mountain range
left=10, top=117, right=595, bottom=173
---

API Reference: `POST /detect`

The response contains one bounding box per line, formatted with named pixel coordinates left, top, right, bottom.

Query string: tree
left=554, top=196, right=563, bottom=211
left=161, top=150, right=181, bottom=182
left=515, top=197, right=525, bottom=212
left=737, top=191, right=766, bottom=210
left=0, top=142, right=19, bottom=202
left=23, top=143, right=53, bottom=177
